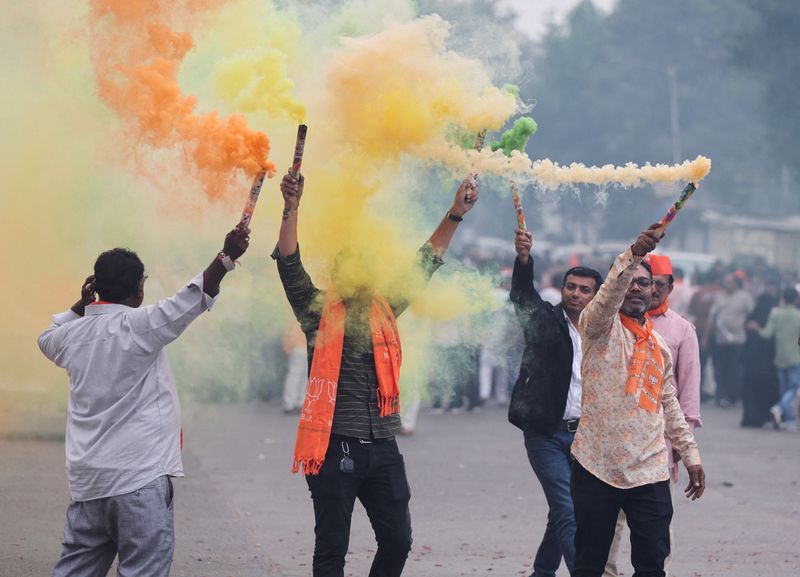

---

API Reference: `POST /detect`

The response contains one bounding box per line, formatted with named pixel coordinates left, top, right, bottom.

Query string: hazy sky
left=497, top=0, right=618, bottom=40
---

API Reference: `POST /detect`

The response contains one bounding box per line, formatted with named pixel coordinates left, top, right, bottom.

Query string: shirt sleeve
left=510, top=256, right=545, bottom=331
left=759, top=310, right=777, bottom=339
left=580, top=248, right=641, bottom=341
left=38, top=310, right=82, bottom=365
left=126, top=272, right=218, bottom=352
left=386, top=243, right=444, bottom=317
left=271, top=244, right=324, bottom=334
left=675, top=322, right=703, bottom=428
left=661, top=349, right=701, bottom=467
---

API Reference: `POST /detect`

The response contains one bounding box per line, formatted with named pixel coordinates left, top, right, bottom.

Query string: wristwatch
left=446, top=210, right=463, bottom=222
left=217, top=251, right=236, bottom=271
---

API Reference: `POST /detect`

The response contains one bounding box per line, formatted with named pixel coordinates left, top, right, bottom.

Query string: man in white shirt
left=38, top=224, right=249, bottom=577
left=509, top=228, right=603, bottom=577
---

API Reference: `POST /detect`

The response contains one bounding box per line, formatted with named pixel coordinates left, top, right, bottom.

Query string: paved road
left=2, top=402, right=798, bottom=577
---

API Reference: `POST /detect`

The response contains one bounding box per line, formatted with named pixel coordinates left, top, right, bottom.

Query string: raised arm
left=278, top=171, right=304, bottom=258
left=38, top=276, right=97, bottom=364
left=202, top=225, right=250, bottom=298
left=426, top=176, right=478, bottom=259
left=509, top=228, right=545, bottom=329
left=129, top=225, right=250, bottom=349
left=385, top=177, right=478, bottom=316
left=274, top=171, right=322, bottom=331
left=579, top=224, right=662, bottom=340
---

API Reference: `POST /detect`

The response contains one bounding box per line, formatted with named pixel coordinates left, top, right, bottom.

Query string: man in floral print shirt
left=570, top=224, right=705, bottom=577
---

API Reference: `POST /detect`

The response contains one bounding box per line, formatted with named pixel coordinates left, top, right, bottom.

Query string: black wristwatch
left=446, top=210, right=463, bottom=222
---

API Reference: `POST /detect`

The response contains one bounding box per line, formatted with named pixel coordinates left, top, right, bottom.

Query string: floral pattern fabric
left=572, top=248, right=702, bottom=489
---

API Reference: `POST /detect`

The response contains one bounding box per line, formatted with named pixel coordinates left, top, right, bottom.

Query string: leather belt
left=558, top=419, right=580, bottom=433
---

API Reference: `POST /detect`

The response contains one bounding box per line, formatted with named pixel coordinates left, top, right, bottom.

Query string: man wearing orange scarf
left=273, top=170, right=478, bottom=577
left=603, top=254, right=703, bottom=577
left=570, top=225, right=706, bottom=577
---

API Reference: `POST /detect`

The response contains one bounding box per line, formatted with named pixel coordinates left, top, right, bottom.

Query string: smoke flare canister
left=511, top=183, right=526, bottom=230
left=655, top=182, right=696, bottom=235
left=290, top=124, right=308, bottom=178
left=473, top=129, right=487, bottom=151
left=465, top=129, right=486, bottom=203
left=240, top=170, right=267, bottom=226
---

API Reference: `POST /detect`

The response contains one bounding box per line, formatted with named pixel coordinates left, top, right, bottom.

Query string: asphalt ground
left=1, top=401, right=798, bottom=577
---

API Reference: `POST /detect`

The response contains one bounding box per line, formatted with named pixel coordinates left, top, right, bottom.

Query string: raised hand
left=224, top=224, right=250, bottom=261
left=280, top=171, right=305, bottom=213
left=450, top=175, right=479, bottom=218
left=515, top=228, right=533, bottom=265
left=631, top=223, right=664, bottom=257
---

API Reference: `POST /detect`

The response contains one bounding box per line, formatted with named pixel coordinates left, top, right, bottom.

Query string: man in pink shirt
left=603, top=254, right=703, bottom=576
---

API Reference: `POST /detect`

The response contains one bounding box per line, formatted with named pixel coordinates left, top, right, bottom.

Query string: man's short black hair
left=783, top=287, right=799, bottom=304
left=562, top=266, right=604, bottom=293
left=94, top=248, right=144, bottom=303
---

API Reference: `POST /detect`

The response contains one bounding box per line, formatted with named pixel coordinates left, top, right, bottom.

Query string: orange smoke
left=90, top=0, right=275, bottom=200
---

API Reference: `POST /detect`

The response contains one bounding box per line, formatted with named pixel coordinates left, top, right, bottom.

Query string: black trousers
left=306, top=434, right=412, bottom=577
left=571, top=461, right=672, bottom=577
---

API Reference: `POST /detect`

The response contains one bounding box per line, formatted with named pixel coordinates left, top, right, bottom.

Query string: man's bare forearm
left=278, top=207, right=299, bottom=257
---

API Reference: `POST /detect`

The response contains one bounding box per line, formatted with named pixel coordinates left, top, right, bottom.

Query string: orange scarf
left=619, top=313, right=665, bottom=413
left=647, top=297, right=669, bottom=319
left=292, top=293, right=402, bottom=475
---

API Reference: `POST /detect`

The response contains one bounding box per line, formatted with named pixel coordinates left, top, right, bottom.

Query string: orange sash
left=619, top=313, right=665, bottom=413
left=647, top=297, right=669, bottom=319
left=292, top=293, right=402, bottom=475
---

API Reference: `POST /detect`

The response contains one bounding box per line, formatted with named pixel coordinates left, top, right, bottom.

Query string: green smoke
left=490, top=116, right=537, bottom=156
left=502, top=83, right=520, bottom=98
left=444, top=123, right=484, bottom=150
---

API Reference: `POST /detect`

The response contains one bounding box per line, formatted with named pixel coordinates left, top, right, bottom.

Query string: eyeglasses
left=630, top=277, right=653, bottom=289
left=653, top=280, right=671, bottom=289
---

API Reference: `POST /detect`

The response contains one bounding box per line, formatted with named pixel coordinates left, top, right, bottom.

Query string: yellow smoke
left=3, top=0, right=713, bottom=430
left=210, top=1, right=306, bottom=123
left=324, top=15, right=515, bottom=154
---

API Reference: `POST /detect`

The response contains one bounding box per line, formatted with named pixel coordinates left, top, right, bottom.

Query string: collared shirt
left=562, top=310, right=582, bottom=420
left=759, top=305, right=800, bottom=368
left=272, top=245, right=442, bottom=440
left=650, top=307, right=703, bottom=478
left=572, top=248, right=701, bottom=489
left=38, top=273, right=216, bottom=501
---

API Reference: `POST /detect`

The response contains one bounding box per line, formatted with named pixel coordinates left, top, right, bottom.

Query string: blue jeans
left=524, top=429, right=576, bottom=577
left=776, top=364, right=800, bottom=423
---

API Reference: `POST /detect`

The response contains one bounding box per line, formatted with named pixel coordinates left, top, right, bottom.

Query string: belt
left=558, top=419, right=580, bottom=433
left=331, top=433, right=393, bottom=444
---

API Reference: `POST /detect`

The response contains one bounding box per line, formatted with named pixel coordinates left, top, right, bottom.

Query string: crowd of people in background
left=274, top=247, right=800, bottom=435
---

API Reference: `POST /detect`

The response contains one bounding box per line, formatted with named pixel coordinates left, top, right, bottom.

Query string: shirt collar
left=84, top=303, right=134, bottom=315
left=563, top=309, right=579, bottom=331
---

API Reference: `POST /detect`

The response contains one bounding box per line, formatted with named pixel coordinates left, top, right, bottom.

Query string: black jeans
left=306, top=434, right=412, bottom=577
left=571, top=462, right=672, bottom=577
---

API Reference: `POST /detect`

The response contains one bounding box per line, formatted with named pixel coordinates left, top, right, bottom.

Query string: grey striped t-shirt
left=272, top=245, right=442, bottom=439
